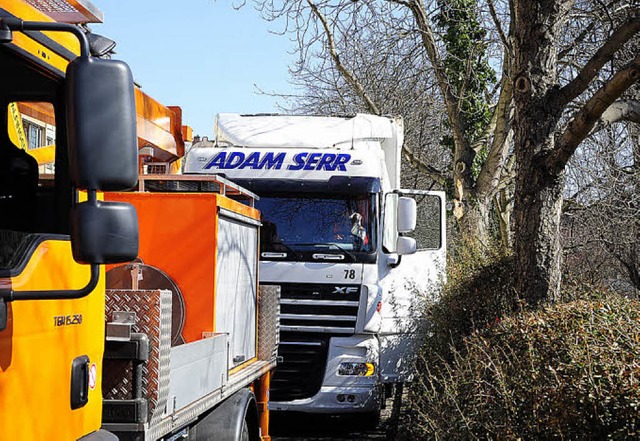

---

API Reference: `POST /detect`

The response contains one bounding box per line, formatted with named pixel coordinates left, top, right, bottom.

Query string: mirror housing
left=397, top=196, right=417, bottom=233
left=66, top=57, right=138, bottom=191
left=70, top=199, right=138, bottom=264
left=396, top=236, right=416, bottom=255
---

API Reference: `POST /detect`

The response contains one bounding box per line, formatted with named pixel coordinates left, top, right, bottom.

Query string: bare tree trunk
left=452, top=182, right=493, bottom=247
left=511, top=0, right=570, bottom=304
left=513, top=160, right=565, bottom=304
left=458, top=197, right=492, bottom=247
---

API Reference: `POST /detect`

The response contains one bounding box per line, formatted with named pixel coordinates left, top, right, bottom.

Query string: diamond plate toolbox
left=103, top=289, right=172, bottom=422
left=258, top=284, right=280, bottom=362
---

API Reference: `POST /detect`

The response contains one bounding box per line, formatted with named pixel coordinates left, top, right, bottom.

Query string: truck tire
left=189, top=388, right=258, bottom=441
left=240, top=419, right=250, bottom=441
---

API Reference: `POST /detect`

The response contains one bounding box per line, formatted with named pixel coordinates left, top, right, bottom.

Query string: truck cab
left=184, top=113, right=446, bottom=419
left=0, top=1, right=139, bottom=439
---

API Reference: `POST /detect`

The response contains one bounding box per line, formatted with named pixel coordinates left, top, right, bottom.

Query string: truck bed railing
left=137, top=174, right=258, bottom=207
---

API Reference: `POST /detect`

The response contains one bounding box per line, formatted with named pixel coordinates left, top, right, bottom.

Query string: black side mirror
left=66, top=56, right=138, bottom=191
left=70, top=197, right=138, bottom=264
left=66, top=56, right=139, bottom=265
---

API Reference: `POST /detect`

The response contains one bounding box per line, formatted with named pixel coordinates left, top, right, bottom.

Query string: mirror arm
left=0, top=18, right=90, bottom=58
left=87, top=189, right=97, bottom=203
left=0, top=298, right=6, bottom=332
left=388, top=254, right=402, bottom=268
left=0, top=264, right=99, bottom=301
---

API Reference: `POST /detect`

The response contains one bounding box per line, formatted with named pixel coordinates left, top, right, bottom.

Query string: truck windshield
left=257, top=194, right=376, bottom=261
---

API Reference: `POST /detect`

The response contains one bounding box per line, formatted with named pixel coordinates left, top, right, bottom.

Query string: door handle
left=70, top=355, right=90, bottom=409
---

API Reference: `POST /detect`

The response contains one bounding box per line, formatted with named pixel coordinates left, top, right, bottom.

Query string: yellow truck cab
left=0, top=1, right=139, bottom=440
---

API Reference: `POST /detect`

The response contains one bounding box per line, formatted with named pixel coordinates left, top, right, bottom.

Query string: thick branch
left=558, top=17, right=640, bottom=106
left=476, top=101, right=513, bottom=199
left=547, top=55, right=640, bottom=176
left=599, top=99, right=640, bottom=125
left=402, top=145, right=449, bottom=185
left=476, top=39, right=514, bottom=199
left=306, top=0, right=381, bottom=115
left=588, top=99, right=640, bottom=136
left=387, top=0, right=475, bottom=209
left=496, top=151, right=516, bottom=192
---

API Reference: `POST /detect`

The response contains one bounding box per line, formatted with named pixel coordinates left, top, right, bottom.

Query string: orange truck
left=0, top=1, right=278, bottom=440
left=101, top=95, right=278, bottom=441
left=0, top=1, right=139, bottom=440
left=102, top=174, right=278, bottom=441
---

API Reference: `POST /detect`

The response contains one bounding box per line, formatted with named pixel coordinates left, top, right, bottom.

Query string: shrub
left=425, top=243, right=518, bottom=364
left=396, top=242, right=517, bottom=439
left=405, top=295, right=640, bottom=440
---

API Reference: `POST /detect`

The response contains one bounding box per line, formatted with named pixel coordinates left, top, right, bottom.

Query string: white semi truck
left=184, top=113, right=446, bottom=422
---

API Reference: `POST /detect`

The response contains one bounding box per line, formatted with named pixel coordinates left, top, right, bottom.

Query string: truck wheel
left=240, top=419, right=250, bottom=441
left=188, top=388, right=258, bottom=441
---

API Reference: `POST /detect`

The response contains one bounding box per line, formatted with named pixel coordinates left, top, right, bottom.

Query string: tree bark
left=513, top=158, right=565, bottom=304
left=512, top=0, right=571, bottom=304
left=458, top=196, right=492, bottom=247
left=495, top=187, right=513, bottom=251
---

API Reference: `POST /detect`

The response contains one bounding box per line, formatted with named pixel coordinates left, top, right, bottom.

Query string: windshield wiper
left=291, top=243, right=357, bottom=262
left=326, top=242, right=357, bottom=262
left=263, top=242, right=302, bottom=259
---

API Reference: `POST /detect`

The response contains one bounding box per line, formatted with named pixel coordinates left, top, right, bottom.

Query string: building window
left=24, top=121, right=44, bottom=149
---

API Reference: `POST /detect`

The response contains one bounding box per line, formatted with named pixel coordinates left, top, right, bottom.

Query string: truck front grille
left=271, top=333, right=329, bottom=401
left=278, top=283, right=359, bottom=334
left=269, top=283, right=360, bottom=401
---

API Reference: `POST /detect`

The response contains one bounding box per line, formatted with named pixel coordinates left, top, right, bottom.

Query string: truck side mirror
left=70, top=198, right=138, bottom=264
left=66, top=56, right=138, bottom=191
left=396, top=236, right=416, bottom=255
left=397, top=196, right=417, bottom=233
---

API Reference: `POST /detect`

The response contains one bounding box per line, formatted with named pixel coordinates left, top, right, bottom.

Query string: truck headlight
left=338, top=362, right=375, bottom=376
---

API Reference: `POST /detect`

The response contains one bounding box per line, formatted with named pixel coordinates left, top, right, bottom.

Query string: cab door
left=378, top=190, right=446, bottom=383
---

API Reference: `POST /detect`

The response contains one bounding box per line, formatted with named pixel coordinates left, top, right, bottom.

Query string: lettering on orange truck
left=53, top=314, right=83, bottom=326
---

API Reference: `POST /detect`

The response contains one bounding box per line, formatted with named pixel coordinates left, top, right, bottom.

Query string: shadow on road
left=269, top=385, right=405, bottom=440
left=270, top=412, right=386, bottom=440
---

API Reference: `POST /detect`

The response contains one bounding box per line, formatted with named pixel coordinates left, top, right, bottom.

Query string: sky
left=92, top=0, right=296, bottom=138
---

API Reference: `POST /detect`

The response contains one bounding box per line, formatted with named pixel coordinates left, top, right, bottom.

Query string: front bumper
left=269, top=384, right=380, bottom=414
left=270, top=334, right=381, bottom=414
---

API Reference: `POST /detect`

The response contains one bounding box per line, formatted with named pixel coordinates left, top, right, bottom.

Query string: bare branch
left=558, top=17, right=640, bottom=106
left=558, top=20, right=597, bottom=60
left=476, top=85, right=513, bottom=198
left=487, top=0, right=510, bottom=50
left=497, top=150, right=516, bottom=192
left=387, top=0, right=412, bottom=6
left=548, top=54, right=640, bottom=176
left=387, top=0, right=471, bottom=153
left=476, top=35, right=515, bottom=198
left=306, top=0, right=381, bottom=115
